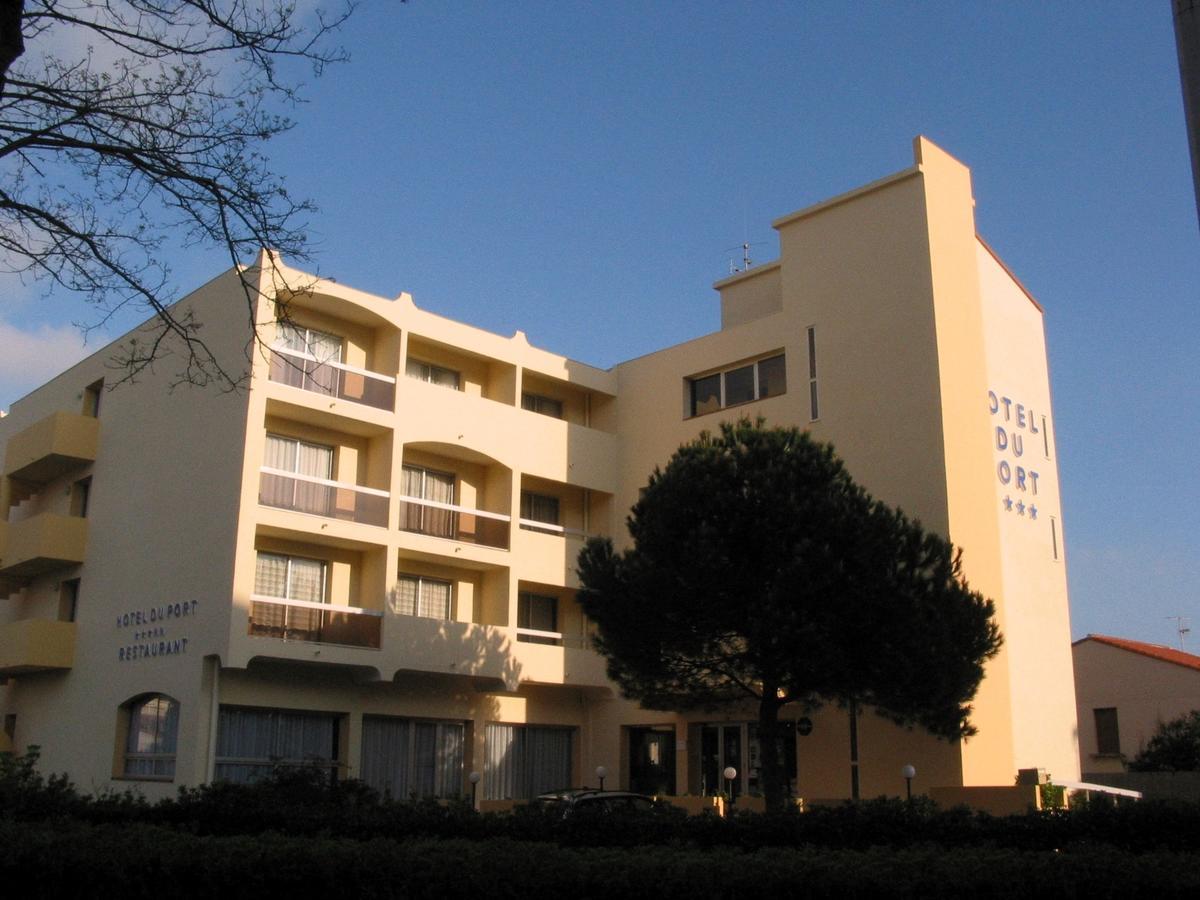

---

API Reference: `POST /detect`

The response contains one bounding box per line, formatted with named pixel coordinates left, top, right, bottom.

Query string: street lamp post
left=723, top=765, right=738, bottom=809
left=901, top=764, right=916, bottom=802
left=468, top=770, right=481, bottom=807
left=596, top=765, right=608, bottom=791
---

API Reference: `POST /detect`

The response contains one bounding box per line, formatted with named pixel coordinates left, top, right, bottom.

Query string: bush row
left=4, top=750, right=1200, bottom=853
left=3, top=821, right=1200, bottom=899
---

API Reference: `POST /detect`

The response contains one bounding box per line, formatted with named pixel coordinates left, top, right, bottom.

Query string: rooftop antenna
left=1166, top=616, right=1191, bottom=651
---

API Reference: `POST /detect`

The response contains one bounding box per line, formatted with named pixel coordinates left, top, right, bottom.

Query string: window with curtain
left=687, top=353, right=787, bottom=417
left=360, top=717, right=465, bottom=799
left=517, top=592, right=558, bottom=644
left=254, top=552, right=327, bottom=604
left=393, top=575, right=452, bottom=620
left=261, top=434, right=335, bottom=515
left=521, top=392, right=563, bottom=419
left=406, top=358, right=460, bottom=389
left=214, top=707, right=339, bottom=783
left=484, top=724, right=573, bottom=800
left=520, top=490, right=560, bottom=532
left=275, top=322, right=344, bottom=395
left=123, top=694, right=180, bottom=779
left=402, top=465, right=456, bottom=538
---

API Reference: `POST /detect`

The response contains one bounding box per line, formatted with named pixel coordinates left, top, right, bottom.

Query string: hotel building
left=0, top=137, right=1079, bottom=803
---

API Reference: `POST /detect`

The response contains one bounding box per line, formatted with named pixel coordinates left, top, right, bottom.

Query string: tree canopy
left=0, top=0, right=355, bottom=388
left=1128, top=710, right=1200, bottom=772
left=577, top=419, right=1002, bottom=809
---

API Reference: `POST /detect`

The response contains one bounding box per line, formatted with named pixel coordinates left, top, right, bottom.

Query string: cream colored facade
left=1073, top=635, right=1200, bottom=776
left=0, top=137, right=1078, bottom=803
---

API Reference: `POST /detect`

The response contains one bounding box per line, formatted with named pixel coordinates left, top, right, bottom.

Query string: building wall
left=0, top=137, right=1079, bottom=802
left=1073, top=640, right=1200, bottom=774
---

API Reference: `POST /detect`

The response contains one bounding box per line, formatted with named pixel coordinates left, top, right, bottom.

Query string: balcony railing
left=515, top=626, right=563, bottom=646
left=399, top=497, right=510, bottom=550
left=517, top=518, right=593, bottom=540
left=268, top=347, right=396, bottom=411
left=259, top=468, right=389, bottom=528
left=249, top=596, right=382, bottom=649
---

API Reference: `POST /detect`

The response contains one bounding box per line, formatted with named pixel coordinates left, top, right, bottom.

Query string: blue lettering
left=998, top=461, right=1011, bottom=484
left=1031, top=413, right=1040, bottom=435
left=995, top=426, right=1008, bottom=451
left=1012, top=434, right=1024, bottom=457
left=988, top=391, right=999, bottom=414
left=1016, top=466, right=1027, bottom=491
left=1029, top=470, right=1039, bottom=495
left=1001, top=396, right=1013, bottom=421
left=1017, top=404, right=1026, bottom=428
left=118, top=648, right=125, bottom=661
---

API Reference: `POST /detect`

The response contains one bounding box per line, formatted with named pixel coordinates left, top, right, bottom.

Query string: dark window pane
left=723, top=365, right=755, bottom=406
left=757, top=355, right=786, bottom=398
left=690, top=374, right=721, bottom=416
left=1094, top=708, right=1120, bottom=755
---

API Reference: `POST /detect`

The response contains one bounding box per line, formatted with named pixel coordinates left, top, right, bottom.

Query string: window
left=406, top=357, right=460, bottom=389
left=360, top=717, right=464, bottom=799
left=484, top=724, right=572, bottom=800
left=687, top=353, right=786, bottom=417
left=215, top=707, right=339, bottom=783
left=82, top=379, right=103, bottom=417
left=394, top=574, right=452, bottom=620
left=254, top=552, right=327, bottom=604
left=807, top=327, right=818, bottom=420
left=517, top=591, right=558, bottom=644
left=58, top=579, right=80, bottom=622
left=401, top=465, right=457, bottom=539
left=124, top=695, right=180, bottom=779
left=260, top=434, right=336, bottom=517
left=70, top=478, right=91, bottom=517
left=522, top=391, right=563, bottom=419
left=275, top=322, right=343, bottom=363
left=520, top=490, right=560, bottom=534
left=1094, top=707, right=1120, bottom=756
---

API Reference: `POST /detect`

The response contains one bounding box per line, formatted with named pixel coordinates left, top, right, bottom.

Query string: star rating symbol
left=1016, top=501, right=1026, bottom=516
left=1029, top=505, right=1038, bottom=520
left=1003, top=496, right=1013, bottom=511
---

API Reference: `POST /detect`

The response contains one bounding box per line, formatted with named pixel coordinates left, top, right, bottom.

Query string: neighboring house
left=1073, top=634, right=1200, bottom=776
left=0, top=136, right=1079, bottom=804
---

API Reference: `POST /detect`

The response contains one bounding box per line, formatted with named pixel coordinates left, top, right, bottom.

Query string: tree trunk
left=757, top=694, right=787, bottom=813
left=0, top=0, right=23, bottom=94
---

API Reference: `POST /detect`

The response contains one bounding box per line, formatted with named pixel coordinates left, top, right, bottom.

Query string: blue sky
left=2, top=2, right=1196, bottom=648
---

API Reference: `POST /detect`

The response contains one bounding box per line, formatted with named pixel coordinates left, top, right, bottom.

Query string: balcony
left=248, top=596, right=382, bottom=649
left=0, top=619, right=76, bottom=677
left=0, top=513, right=87, bottom=579
left=398, top=497, right=510, bottom=550
left=4, top=412, right=99, bottom=485
left=268, top=348, right=395, bottom=412
left=258, top=468, right=389, bottom=528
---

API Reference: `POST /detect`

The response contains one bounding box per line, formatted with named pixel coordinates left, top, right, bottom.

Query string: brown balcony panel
left=4, top=412, right=99, bottom=485
left=0, top=620, right=76, bottom=676
left=268, top=350, right=394, bottom=412
left=258, top=472, right=388, bottom=527
left=0, top=514, right=87, bottom=578
left=249, top=599, right=381, bottom=649
left=398, top=500, right=510, bottom=550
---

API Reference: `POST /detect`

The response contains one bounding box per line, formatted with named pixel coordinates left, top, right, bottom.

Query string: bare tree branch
left=0, top=0, right=358, bottom=389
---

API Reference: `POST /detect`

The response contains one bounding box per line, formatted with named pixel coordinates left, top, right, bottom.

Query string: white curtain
left=360, top=718, right=464, bottom=799
left=215, top=707, right=337, bottom=783
left=484, top=724, right=572, bottom=800
left=394, top=576, right=450, bottom=620
left=124, top=695, right=179, bottom=777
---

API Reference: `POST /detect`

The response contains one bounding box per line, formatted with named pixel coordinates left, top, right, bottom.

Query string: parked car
left=534, top=788, right=657, bottom=817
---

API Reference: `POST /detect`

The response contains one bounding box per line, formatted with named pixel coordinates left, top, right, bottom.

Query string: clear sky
left=2, top=2, right=1196, bottom=649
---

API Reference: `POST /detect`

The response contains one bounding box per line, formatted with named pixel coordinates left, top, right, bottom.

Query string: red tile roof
left=1074, top=634, right=1200, bottom=674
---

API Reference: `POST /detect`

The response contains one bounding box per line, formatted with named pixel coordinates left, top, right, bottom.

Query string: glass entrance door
left=629, top=727, right=675, bottom=796
left=700, top=724, right=743, bottom=800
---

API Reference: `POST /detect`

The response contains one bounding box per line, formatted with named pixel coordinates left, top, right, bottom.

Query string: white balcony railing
left=517, top=518, right=593, bottom=540
left=259, top=468, right=390, bottom=528
left=398, top=496, right=510, bottom=550
left=249, top=595, right=382, bottom=649
left=268, top=347, right=396, bottom=411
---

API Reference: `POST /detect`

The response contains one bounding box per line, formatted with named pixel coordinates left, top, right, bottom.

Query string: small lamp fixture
left=901, top=764, right=916, bottom=802
left=468, top=770, right=481, bottom=806
left=595, top=765, right=608, bottom=791
left=723, top=765, right=738, bottom=806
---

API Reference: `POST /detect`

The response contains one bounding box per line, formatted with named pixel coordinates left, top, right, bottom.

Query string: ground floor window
left=215, top=707, right=339, bottom=783
left=123, top=694, right=180, bottom=779
left=692, top=721, right=797, bottom=799
left=628, top=726, right=676, bottom=796
left=360, top=717, right=465, bottom=799
left=484, top=723, right=572, bottom=800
